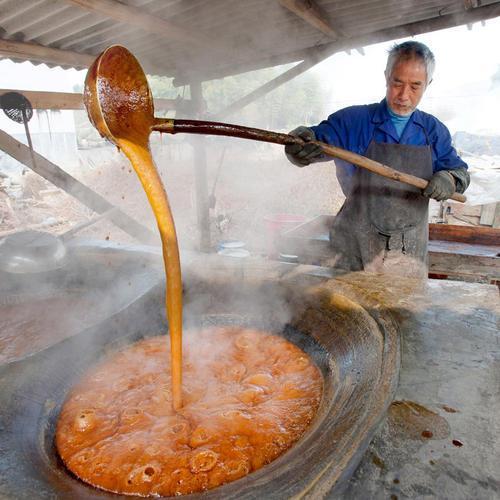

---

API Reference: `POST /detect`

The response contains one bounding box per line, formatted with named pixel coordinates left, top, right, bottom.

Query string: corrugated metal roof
left=1, top=0, right=499, bottom=82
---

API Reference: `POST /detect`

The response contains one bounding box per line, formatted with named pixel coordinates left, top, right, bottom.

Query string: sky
left=310, top=16, right=500, bottom=135
left=0, top=16, right=499, bottom=136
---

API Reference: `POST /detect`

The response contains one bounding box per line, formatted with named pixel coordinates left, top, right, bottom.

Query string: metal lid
left=279, top=253, right=299, bottom=263
left=0, top=230, right=67, bottom=274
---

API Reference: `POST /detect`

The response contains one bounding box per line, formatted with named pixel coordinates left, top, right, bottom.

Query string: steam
left=0, top=248, right=162, bottom=365
left=0, top=40, right=343, bottom=392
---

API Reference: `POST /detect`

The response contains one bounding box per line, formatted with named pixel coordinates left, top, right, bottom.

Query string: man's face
left=385, top=57, right=428, bottom=116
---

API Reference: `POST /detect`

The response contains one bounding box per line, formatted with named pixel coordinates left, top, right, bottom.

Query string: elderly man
left=285, top=41, right=469, bottom=278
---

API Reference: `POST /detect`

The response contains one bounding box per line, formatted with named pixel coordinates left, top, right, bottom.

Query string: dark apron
left=327, top=140, right=433, bottom=278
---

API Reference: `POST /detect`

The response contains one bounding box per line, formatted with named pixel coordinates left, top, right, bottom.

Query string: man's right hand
left=285, top=126, right=324, bottom=167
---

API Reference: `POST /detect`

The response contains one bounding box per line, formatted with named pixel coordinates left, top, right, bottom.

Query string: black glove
left=448, top=167, right=470, bottom=194
left=423, top=170, right=456, bottom=201
left=285, top=126, right=323, bottom=167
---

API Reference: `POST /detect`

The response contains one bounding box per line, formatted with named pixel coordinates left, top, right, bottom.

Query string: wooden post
left=0, top=128, right=155, bottom=242
left=189, top=81, right=211, bottom=252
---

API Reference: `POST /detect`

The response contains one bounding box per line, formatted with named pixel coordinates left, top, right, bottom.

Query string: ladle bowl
left=84, top=45, right=154, bottom=147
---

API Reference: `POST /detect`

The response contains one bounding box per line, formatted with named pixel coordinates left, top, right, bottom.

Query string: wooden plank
left=480, top=203, right=497, bottom=226
left=0, top=89, right=186, bottom=111
left=494, top=203, right=500, bottom=229
left=278, top=0, right=341, bottom=39
left=0, top=39, right=93, bottom=69
left=66, top=0, right=209, bottom=46
left=1, top=89, right=83, bottom=110
left=428, top=251, right=499, bottom=282
left=0, top=128, right=155, bottom=243
left=428, top=223, right=500, bottom=246
left=280, top=217, right=500, bottom=247
left=428, top=240, right=500, bottom=258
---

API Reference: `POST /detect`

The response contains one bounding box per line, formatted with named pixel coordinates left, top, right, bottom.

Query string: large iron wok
left=0, top=246, right=400, bottom=498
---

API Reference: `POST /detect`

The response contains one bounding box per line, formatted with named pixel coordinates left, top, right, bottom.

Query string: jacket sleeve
left=431, top=119, right=470, bottom=193
left=310, top=109, right=350, bottom=149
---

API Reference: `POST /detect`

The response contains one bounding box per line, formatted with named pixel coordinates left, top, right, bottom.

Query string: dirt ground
left=0, top=138, right=346, bottom=254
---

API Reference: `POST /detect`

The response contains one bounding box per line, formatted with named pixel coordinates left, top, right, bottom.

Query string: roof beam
left=0, top=38, right=94, bottom=68
left=0, top=89, right=85, bottom=110
left=64, top=0, right=210, bottom=46
left=278, top=0, right=341, bottom=39
left=0, top=89, right=186, bottom=111
left=215, top=57, right=321, bottom=119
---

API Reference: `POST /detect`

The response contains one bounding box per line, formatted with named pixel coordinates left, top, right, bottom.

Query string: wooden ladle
left=87, top=45, right=466, bottom=207
left=153, top=119, right=466, bottom=203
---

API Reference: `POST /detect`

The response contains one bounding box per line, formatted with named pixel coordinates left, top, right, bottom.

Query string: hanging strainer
left=1, top=92, right=34, bottom=123
left=1, top=91, right=37, bottom=169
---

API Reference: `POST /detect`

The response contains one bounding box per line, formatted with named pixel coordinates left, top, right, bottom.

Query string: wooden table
left=277, top=215, right=500, bottom=285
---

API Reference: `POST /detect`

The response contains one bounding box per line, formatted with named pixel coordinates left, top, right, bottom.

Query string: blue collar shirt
left=310, top=99, right=468, bottom=194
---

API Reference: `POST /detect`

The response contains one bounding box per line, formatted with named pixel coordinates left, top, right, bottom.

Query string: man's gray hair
left=385, top=41, right=435, bottom=84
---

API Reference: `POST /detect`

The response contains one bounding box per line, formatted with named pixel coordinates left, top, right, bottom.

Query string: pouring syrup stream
left=83, top=45, right=183, bottom=409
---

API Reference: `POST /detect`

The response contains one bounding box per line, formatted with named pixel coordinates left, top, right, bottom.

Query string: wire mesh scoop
left=2, top=92, right=33, bottom=123
left=1, top=91, right=37, bottom=170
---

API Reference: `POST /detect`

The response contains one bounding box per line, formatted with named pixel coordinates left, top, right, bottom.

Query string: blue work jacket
left=310, top=99, right=468, bottom=195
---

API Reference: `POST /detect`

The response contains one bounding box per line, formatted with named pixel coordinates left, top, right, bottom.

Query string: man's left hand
left=423, top=170, right=456, bottom=201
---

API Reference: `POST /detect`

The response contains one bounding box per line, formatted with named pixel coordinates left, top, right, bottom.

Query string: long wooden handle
left=153, top=118, right=466, bottom=203
left=316, top=141, right=466, bottom=203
